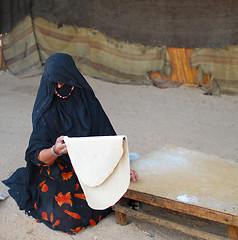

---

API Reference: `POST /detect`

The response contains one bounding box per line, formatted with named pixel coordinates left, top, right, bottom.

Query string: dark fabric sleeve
left=25, top=120, right=54, bottom=167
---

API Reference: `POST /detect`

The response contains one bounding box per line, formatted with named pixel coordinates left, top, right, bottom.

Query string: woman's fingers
left=56, top=135, right=65, bottom=144
left=133, top=170, right=139, bottom=181
left=130, top=169, right=139, bottom=182
left=55, top=136, right=68, bottom=154
left=60, top=144, right=68, bottom=154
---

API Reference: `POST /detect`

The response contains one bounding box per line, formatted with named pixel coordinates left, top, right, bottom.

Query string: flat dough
left=64, top=135, right=130, bottom=210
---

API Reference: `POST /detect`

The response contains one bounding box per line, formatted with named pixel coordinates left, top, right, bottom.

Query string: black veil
left=4, top=53, right=116, bottom=210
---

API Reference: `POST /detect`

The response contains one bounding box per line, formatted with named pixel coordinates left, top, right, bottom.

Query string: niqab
left=4, top=53, right=116, bottom=211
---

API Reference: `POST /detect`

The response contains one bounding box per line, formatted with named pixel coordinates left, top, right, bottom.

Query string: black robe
left=3, top=53, right=116, bottom=233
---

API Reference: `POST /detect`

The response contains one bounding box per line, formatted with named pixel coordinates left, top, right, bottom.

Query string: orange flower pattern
left=39, top=180, right=49, bottom=192
left=64, top=210, right=81, bottom=219
left=71, top=226, right=85, bottom=233
left=39, top=180, right=46, bottom=187
left=55, top=192, right=72, bottom=206
left=53, top=220, right=60, bottom=228
left=89, top=219, right=96, bottom=226
left=41, top=184, right=48, bottom=192
left=50, top=213, right=54, bottom=223
left=74, top=193, right=86, bottom=200
left=61, top=172, right=73, bottom=181
left=58, top=164, right=64, bottom=171
left=31, top=158, right=111, bottom=234
left=42, top=212, right=49, bottom=221
left=75, top=183, right=79, bottom=191
left=41, top=212, right=60, bottom=228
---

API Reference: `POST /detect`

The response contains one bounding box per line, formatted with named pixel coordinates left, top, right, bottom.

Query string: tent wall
left=1, top=16, right=42, bottom=77
left=1, top=1, right=238, bottom=48
left=2, top=16, right=171, bottom=83
left=0, top=0, right=30, bottom=34
left=31, top=0, right=238, bottom=48
left=2, top=14, right=238, bottom=94
left=0, top=36, right=7, bottom=71
left=148, top=48, right=210, bottom=87
left=191, top=46, right=238, bottom=94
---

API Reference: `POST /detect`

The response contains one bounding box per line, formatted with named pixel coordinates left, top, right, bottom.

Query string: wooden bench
left=113, top=146, right=238, bottom=240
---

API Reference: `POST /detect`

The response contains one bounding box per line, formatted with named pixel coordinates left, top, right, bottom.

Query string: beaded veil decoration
left=54, top=86, right=75, bottom=99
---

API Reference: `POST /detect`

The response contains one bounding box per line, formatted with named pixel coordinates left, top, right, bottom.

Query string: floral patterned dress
left=29, top=154, right=111, bottom=234
left=3, top=53, right=115, bottom=234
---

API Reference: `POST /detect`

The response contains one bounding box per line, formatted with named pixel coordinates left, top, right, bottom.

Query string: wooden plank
left=114, top=211, right=128, bottom=225
left=113, top=204, right=228, bottom=240
left=0, top=42, right=8, bottom=71
left=129, top=147, right=238, bottom=218
left=228, top=225, right=238, bottom=240
left=124, top=190, right=238, bottom=227
left=114, top=198, right=128, bottom=225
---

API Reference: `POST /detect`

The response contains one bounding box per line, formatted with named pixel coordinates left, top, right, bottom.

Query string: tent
left=1, top=0, right=238, bottom=93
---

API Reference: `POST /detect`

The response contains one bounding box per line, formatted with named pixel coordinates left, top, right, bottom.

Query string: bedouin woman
left=3, top=53, right=139, bottom=234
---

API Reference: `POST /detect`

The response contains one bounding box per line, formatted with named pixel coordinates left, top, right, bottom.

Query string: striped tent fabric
left=0, top=36, right=7, bottom=71
left=147, top=48, right=210, bottom=88
left=191, top=46, right=238, bottom=94
left=33, top=17, right=171, bottom=85
left=2, top=16, right=171, bottom=83
left=2, top=16, right=43, bottom=78
left=1, top=15, right=238, bottom=95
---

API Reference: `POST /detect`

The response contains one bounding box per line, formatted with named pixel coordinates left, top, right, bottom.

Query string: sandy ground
left=0, top=70, right=238, bottom=240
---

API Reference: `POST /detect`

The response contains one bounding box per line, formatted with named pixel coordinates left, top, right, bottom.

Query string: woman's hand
left=53, top=136, right=68, bottom=155
left=38, top=136, right=67, bottom=165
left=130, top=169, right=139, bottom=182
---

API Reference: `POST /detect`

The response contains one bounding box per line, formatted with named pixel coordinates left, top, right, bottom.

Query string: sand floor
left=0, top=70, right=238, bottom=239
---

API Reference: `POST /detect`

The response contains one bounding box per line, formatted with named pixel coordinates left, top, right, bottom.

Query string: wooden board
left=129, top=146, right=238, bottom=217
